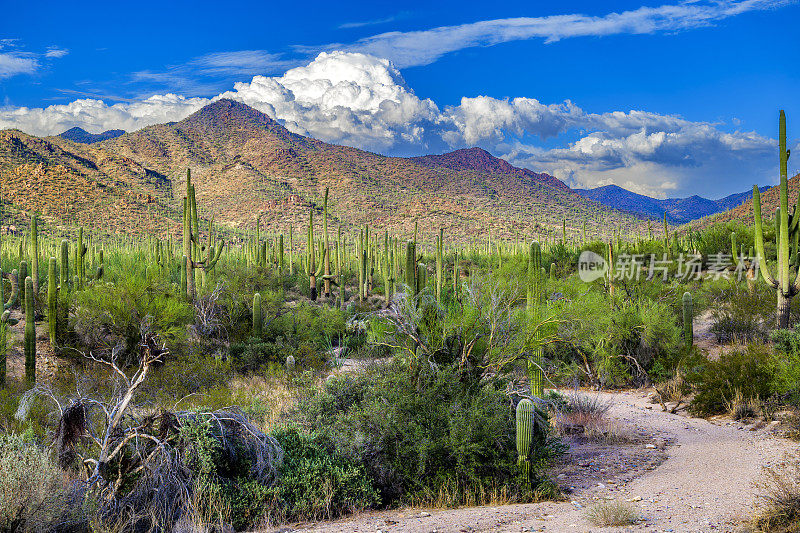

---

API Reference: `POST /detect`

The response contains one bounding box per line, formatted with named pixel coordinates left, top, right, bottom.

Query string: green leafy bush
left=266, top=426, right=379, bottom=522
left=295, top=360, right=564, bottom=506
left=0, top=432, right=79, bottom=532
left=688, top=345, right=778, bottom=416
left=71, top=275, right=192, bottom=364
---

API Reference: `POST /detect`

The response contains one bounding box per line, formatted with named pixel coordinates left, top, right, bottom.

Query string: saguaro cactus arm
left=753, top=185, right=779, bottom=289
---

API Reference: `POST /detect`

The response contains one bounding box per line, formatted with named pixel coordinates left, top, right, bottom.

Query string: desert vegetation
left=0, top=111, right=799, bottom=532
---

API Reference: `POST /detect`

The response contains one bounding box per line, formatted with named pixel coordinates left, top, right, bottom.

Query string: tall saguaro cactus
left=182, top=169, right=225, bottom=299
left=527, top=242, right=545, bottom=397
left=753, top=110, right=795, bottom=327
left=48, top=258, right=57, bottom=349
left=516, top=399, right=534, bottom=485
left=24, top=276, right=35, bottom=383
left=682, top=291, right=693, bottom=347
left=30, top=215, right=39, bottom=296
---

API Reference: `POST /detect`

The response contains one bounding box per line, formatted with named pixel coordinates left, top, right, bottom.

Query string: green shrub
left=295, top=360, right=564, bottom=506
left=688, top=345, right=778, bottom=416
left=266, top=426, right=379, bottom=522
left=71, top=275, right=192, bottom=365
left=0, top=432, right=79, bottom=532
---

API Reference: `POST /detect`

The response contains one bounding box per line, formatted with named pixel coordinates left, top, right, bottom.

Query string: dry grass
left=729, top=389, right=761, bottom=421
left=750, top=454, right=800, bottom=532
left=552, top=392, right=636, bottom=443
left=227, top=374, right=295, bottom=429
left=586, top=501, right=640, bottom=527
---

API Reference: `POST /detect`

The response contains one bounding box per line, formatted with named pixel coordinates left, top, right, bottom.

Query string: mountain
left=0, top=98, right=644, bottom=239
left=574, top=184, right=770, bottom=223
left=58, top=127, right=125, bottom=144
left=694, top=175, right=800, bottom=229
left=411, top=148, right=570, bottom=192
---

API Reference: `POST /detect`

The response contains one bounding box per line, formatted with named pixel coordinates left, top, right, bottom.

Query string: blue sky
left=1, top=0, right=798, bottom=198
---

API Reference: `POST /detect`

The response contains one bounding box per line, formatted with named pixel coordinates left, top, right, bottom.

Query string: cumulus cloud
left=311, top=0, right=793, bottom=68
left=0, top=50, right=776, bottom=198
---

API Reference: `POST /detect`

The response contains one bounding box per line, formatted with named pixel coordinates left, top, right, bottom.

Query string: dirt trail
left=286, top=390, right=799, bottom=533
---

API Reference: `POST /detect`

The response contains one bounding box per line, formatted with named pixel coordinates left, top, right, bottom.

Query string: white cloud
left=0, top=40, right=70, bottom=78
left=45, top=47, right=69, bottom=59
left=130, top=50, right=298, bottom=95
left=307, top=0, right=793, bottom=68
left=0, top=53, right=37, bottom=78
left=0, top=51, right=776, bottom=198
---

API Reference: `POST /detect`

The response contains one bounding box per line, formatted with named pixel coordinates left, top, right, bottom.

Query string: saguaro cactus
left=405, top=241, right=417, bottom=295
left=682, top=292, right=693, bottom=347
left=182, top=169, right=225, bottom=299
left=516, top=399, right=534, bottom=485
left=435, top=229, right=444, bottom=304
left=305, top=208, right=323, bottom=301
left=30, top=214, right=39, bottom=296
left=60, top=240, right=69, bottom=289
left=753, top=110, right=795, bottom=327
left=48, top=258, right=57, bottom=349
left=253, top=293, right=262, bottom=338
left=527, top=242, right=545, bottom=397
left=24, top=276, right=35, bottom=383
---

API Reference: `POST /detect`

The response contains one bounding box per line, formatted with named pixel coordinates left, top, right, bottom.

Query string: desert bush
left=71, top=275, right=192, bottom=364
left=586, top=501, right=640, bottom=526
left=265, top=426, right=379, bottom=522
left=751, top=454, right=800, bottom=532
left=553, top=287, right=681, bottom=387
left=294, top=359, right=565, bottom=506
left=0, top=431, right=79, bottom=532
left=688, top=344, right=778, bottom=416
left=704, top=279, right=773, bottom=343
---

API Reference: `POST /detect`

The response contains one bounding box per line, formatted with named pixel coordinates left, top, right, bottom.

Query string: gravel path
left=284, top=389, right=799, bottom=533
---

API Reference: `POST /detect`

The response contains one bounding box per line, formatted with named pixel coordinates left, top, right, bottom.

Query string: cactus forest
left=0, top=110, right=797, bottom=531
left=0, top=3, right=799, bottom=529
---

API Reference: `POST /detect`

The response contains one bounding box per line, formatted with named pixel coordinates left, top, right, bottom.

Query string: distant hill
left=0, top=99, right=645, bottom=240
left=411, top=147, right=570, bottom=192
left=693, top=175, right=800, bottom=229
left=58, top=127, right=125, bottom=144
left=574, top=184, right=770, bottom=223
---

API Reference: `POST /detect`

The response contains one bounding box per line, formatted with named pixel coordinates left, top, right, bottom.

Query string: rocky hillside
left=1, top=99, right=644, bottom=240
left=693, top=175, right=799, bottom=229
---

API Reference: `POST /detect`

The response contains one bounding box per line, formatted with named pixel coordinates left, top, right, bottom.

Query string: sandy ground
left=277, top=390, right=799, bottom=533
left=4, top=307, right=61, bottom=381
left=693, top=310, right=746, bottom=360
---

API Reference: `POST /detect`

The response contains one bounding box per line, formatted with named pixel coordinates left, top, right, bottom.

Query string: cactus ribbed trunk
left=24, top=276, right=35, bottom=383
left=516, top=399, right=534, bottom=485
left=753, top=110, right=795, bottom=328
left=30, top=215, right=39, bottom=297
left=48, top=258, right=57, bottom=349
left=253, top=293, right=262, bottom=338
left=527, top=242, right=544, bottom=397
left=682, top=292, right=693, bottom=347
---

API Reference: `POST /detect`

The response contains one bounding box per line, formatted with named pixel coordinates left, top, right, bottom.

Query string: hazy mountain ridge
left=575, top=184, right=770, bottom=223
left=58, top=127, right=125, bottom=144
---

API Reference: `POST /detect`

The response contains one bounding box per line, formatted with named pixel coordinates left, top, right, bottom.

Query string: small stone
left=419, top=512, right=431, bottom=517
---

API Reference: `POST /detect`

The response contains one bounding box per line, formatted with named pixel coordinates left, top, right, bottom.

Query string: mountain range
left=58, top=127, right=125, bottom=144
left=574, top=184, right=770, bottom=224
left=0, top=98, right=644, bottom=240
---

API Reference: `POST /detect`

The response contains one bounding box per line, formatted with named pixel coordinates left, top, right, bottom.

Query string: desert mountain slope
left=2, top=99, right=644, bottom=240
